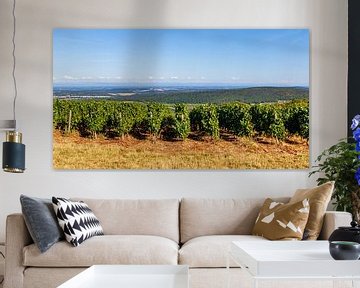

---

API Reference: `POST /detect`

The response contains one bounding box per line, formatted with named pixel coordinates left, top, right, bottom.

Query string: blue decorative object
left=353, top=128, right=360, bottom=142
left=351, top=115, right=360, bottom=130
left=351, top=115, right=360, bottom=184
left=356, top=142, right=360, bottom=152
left=356, top=169, right=360, bottom=186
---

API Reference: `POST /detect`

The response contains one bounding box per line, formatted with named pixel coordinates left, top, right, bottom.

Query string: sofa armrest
left=318, top=211, right=352, bottom=240
left=4, top=213, right=33, bottom=288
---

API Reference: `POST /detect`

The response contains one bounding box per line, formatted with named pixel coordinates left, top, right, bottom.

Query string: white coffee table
left=57, top=265, right=189, bottom=288
left=228, top=241, right=360, bottom=288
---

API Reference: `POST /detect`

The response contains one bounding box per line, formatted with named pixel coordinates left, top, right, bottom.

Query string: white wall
left=0, top=0, right=348, bottom=242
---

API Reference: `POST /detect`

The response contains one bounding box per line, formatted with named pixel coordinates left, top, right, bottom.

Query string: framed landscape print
left=53, top=29, right=309, bottom=170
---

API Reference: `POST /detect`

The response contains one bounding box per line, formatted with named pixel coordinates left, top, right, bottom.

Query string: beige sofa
left=4, top=198, right=352, bottom=288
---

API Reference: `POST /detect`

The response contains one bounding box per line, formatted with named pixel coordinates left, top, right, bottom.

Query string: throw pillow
left=52, top=197, right=104, bottom=247
left=20, top=195, right=64, bottom=253
left=252, top=198, right=310, bottom=240
left=289, top=181, right=334, bottom=240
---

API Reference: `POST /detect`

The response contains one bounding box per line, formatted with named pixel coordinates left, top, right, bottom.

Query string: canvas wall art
left=53, top=29, right=309, bottom=169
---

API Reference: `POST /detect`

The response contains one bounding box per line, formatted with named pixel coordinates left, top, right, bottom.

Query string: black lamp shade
left=2, top=141, right=25, bottom=173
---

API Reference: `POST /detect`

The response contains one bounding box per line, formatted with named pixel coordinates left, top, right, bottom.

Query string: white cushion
left=52, top=197, right=103, bottom=247
left=179, top=235, right=267, bottom=268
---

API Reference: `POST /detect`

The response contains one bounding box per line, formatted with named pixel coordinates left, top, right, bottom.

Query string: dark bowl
left=329, top=241, right=360, bottom=260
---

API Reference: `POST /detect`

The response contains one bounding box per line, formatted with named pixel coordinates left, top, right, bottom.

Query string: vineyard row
left=53, top=99, right=309, bottom=140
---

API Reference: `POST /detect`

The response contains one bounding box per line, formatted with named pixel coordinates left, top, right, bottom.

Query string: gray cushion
left=20, top=195, right=64, bottom=253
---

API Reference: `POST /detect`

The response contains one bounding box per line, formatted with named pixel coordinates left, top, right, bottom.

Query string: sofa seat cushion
left=23, top=235, right=179, bottom=267
left=179, top=235, right=267, bottom=268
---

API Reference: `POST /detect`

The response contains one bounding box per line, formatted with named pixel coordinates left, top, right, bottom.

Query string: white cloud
left=96, top=76, right=121, bottom=80
left=63, top=75, right=76, bottom=80
left=57, top=75, right=125, bottom=82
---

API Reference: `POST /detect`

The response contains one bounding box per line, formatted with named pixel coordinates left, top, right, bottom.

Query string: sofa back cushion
left=180, top=198, right=289, bottom=243
left=72, top=198, right=179, bottom=243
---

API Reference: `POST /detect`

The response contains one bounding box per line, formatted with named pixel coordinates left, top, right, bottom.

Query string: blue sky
left=53, top=29, right=309, bottom=86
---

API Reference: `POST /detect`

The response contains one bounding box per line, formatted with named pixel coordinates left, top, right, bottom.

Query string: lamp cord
left=12, top=0, right=17, bottom=129
left=0, top=251, right=4, bottom=284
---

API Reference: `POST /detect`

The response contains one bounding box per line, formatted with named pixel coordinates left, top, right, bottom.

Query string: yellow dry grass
left=53, top=131, right=309, bottom=170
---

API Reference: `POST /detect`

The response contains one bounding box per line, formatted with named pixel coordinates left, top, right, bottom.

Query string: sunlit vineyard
left=53, top=99, right=309, bottom=141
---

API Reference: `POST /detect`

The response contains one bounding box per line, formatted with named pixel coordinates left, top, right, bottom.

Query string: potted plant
left=309, top=115, right=360, bottom=222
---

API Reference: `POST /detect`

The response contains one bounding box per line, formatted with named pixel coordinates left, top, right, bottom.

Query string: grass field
left=53, top=131, right=309, bottom=170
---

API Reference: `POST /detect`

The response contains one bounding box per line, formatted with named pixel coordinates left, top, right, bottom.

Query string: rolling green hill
left=113, top=87, right=309, bottom=104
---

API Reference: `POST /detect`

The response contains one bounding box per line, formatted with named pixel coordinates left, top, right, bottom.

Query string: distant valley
left=53, top=86, right=309, bottom=104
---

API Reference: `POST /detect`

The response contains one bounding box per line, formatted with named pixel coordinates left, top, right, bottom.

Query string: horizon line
left=53, top=82, right=309, bottom=87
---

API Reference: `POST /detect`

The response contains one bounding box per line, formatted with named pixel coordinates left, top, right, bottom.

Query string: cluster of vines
left=53, top=99, right=309, bottom=140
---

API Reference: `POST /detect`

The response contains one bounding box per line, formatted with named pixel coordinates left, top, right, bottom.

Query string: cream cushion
left=72, top=198, right=179, bottom=243
left=289, top=181, right=334, bottom=240
left=179, top=235, right=267, bottom=268
left=23, top=235, right=179, bottom=267
left=180, top=198, right=289, bottom=243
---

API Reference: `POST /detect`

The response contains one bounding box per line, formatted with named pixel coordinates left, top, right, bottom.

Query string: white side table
left=58, top=265, right=189, bottom=288
left=228, top=240, right=360, bottom=288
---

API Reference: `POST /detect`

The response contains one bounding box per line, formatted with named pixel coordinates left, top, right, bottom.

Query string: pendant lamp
left=1, top=0, right=26, bottom=173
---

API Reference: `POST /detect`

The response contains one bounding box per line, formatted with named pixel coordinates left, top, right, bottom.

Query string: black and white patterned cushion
left=52, top=197, right=104, bottom=247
